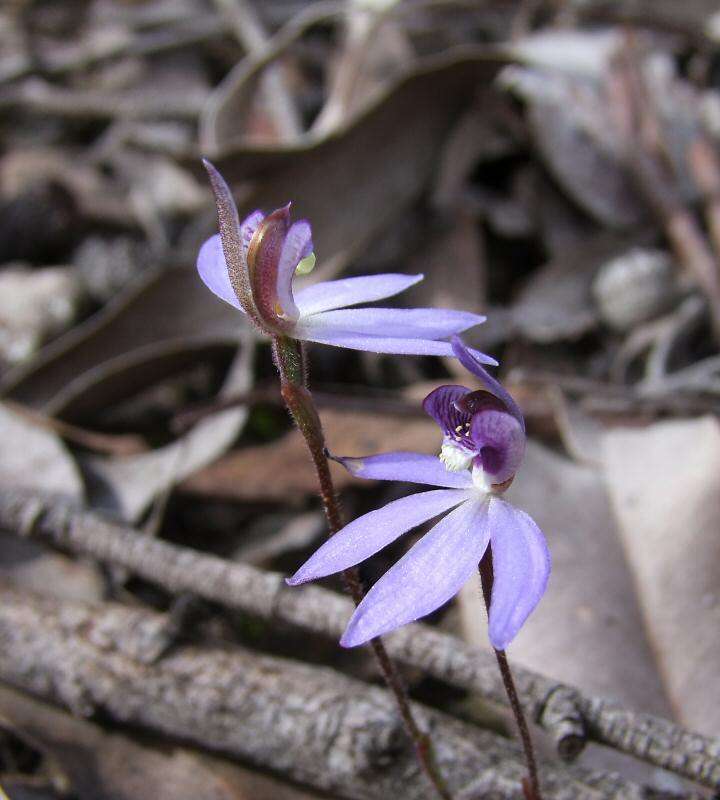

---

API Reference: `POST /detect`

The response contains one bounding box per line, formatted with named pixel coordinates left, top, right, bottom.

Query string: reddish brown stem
left=273, top=335, right=452, bottom=800
left=479, top=548, right=543, bottom=800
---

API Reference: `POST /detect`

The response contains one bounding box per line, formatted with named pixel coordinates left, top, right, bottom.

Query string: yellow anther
left=296, top=252, right=316, bottom=275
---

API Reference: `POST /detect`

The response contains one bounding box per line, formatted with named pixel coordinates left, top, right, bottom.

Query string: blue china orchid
left=287, top=336, right=550, bottom=651
left=197, top=160, right=496, bottom=362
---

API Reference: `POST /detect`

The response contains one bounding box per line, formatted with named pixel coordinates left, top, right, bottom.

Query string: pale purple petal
left=422, top=385, right=472, bottom=445
left=295, top=326, right=498, bottom=361
left=335, top=452, right=473, bottom=488
left=341, top=498, right=490, bottom=647
left=451, top=335, right=522, bottom=427
left=275, top=218, right=312, bottom=320
left=487, top=497, right=551, bottom=650
left=300, top=307, right=485, bottom=340
left=294, top=274, right=423, bottom=316
left=197, top=234, right=243, bottom=310
left=240, top=210, right=265, bottom=258
left=287, top=489, right=469, bottom=585
left=471, top=409, right=526, bottom=484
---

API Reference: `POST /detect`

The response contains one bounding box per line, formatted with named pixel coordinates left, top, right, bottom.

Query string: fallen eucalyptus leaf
left=601, top=417, right=720, bottom=736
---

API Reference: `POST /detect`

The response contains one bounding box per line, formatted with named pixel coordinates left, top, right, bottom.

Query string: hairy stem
left=272, top=335, right=452, bottom=800
left=479, top=548, right=543, bottom=800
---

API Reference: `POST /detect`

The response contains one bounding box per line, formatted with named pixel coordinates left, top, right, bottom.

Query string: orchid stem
left=479, top=549, right=543, bottom=800
left=272, top=335, right=453, bottom=800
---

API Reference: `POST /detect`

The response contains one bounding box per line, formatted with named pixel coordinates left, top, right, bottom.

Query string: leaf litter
left=1, top=1, right=720, bottom=797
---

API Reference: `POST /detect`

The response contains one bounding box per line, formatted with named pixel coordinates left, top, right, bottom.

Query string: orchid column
left=197, top=160, right=495, bottom=799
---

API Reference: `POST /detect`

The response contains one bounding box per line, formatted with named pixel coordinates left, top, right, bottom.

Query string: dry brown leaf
left=198, top=51, right=501, bottom=285
left=0, top=403, right=83, bottom=499
left=601, top=416, right=720, bottom=736
left=2, top=266, right=242, bottom=412
left=81, top=338, right=253, bottom=522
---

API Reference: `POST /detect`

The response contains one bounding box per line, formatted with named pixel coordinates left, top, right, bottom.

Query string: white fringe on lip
left=439, top=440, right=474, bottom=473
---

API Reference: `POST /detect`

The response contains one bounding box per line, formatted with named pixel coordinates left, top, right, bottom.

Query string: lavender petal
left=335, top=452, right=473, bottom=488
left=294, top=274, right=423, bottom=316
left=240, top=210, right=264, bottom=257
left=286, top=489, right=469, bottom=585
left=197, top=234, right=243, bottom=310
left=451, top=335, right=522, bottom=427
left=487, top=497, right=551, bottom=650
left=301, top=307, right=485, bottom=340
left=295, top=326, right=497, bottom=360
left=276, top=218, right=313, bottom=320
left=341, top=498, right=490, bottom=647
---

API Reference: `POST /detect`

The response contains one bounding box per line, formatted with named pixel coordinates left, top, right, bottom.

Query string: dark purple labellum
left=454, top=389, right=507, bottom=417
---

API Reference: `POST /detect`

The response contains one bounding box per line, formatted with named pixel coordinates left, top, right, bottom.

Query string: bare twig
left=212, top=0, right=302, bottom=140
left=0, top=587, right=696, bottom=800
left=0, top=488, right=719, bottom=789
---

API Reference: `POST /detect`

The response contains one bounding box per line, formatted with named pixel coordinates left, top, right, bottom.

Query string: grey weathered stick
left=0, top=586, right=699, bottom=800
left=0, top=487, right=719, bottom=789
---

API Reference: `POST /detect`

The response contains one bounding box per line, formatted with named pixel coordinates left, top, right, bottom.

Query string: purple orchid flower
left=287, top=336, right=550, bottom=651
left=197, top=160, right=496, bottom=362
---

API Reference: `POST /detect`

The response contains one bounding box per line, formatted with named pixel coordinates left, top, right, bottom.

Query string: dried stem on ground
left=0, top=586, right=700, bottom=800
left=0, top=488, right=718, bottom=790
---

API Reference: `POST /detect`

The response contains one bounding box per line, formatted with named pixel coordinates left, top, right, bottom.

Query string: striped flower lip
left=286, top=337, right=550, bottom=651
left=197, top=160, right=497, bottom=362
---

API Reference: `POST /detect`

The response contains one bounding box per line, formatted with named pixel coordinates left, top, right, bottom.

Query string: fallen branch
left=0, top=586, right=698, bottom=800
left=0, top=488, right=718, bottom=790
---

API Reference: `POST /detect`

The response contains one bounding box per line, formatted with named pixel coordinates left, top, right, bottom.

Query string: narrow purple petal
left=295, top=326, right=498, bottom=361
left=301, top=307, right=485, bottom=340
left=197, top=234, right=243, bottom=310
left=422, top=385, right=472, bottom=444
left=341, top=498, right=490, bottom=647
left=287, top=489, right=470, bottom=585
left=471, top=409, right=526, bottom=484
left=276, top=218, right=313, bottom=320
left=335, top=452, right=473, bottom=488
left=294, top=274, right=423, bottom=316
left=451, top=335, right=522, bottom=428
left=487, top=497, right=551, bottom=650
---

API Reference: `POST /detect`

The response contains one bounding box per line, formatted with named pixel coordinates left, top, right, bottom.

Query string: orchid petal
left=239, top=210, right=265, bottom=258
left=487, top=497, right=551, bottom=650
left=295, top=326, right=498, bottom=361
left=335, top=452, right=473, bottom=488
left=302, top=307, right=485, bottom=340
left=422, top=385, right=472, bottom=441
left=471, top=409, right=526, bottom=484
left=341, top=498, right=490, bottom=647
left=287, top=489, right=470, bottom=585
left=294, top=274, right=423, bottom=316
left=197, top=234, right=243, bottom=310
left=276, top=219, right=313, bottom=320
left=201, top=160, right=255, bottom=313
left=451, top=335, right=522, bottom=427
